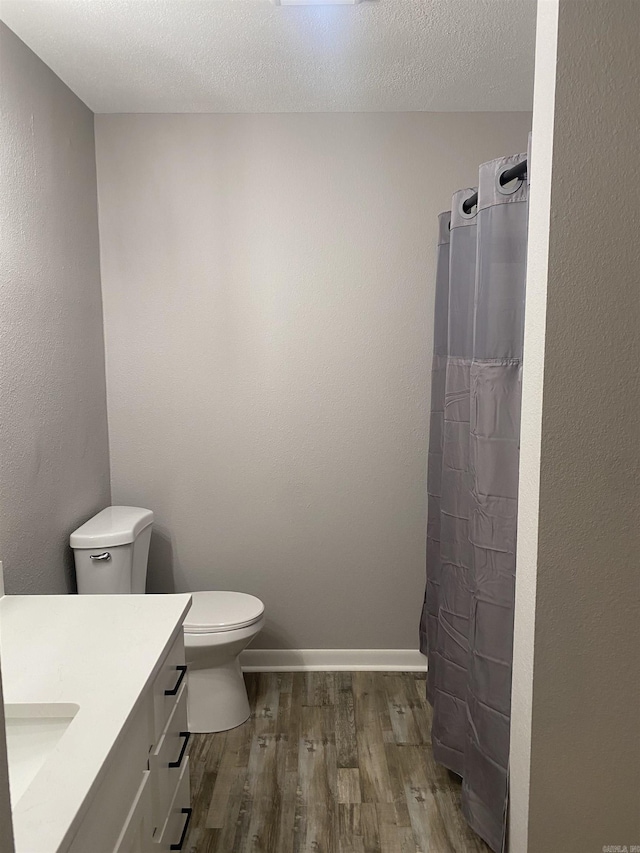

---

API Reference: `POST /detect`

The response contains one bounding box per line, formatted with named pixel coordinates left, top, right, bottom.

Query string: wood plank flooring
left=184, top=672, right=490, bottom=853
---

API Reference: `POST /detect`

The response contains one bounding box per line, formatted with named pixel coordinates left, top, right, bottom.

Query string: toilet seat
left=183, top=591, right=265, bottom=634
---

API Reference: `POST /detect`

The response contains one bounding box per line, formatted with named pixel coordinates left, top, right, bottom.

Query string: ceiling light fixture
left=271, top=0, right=362, bottom=5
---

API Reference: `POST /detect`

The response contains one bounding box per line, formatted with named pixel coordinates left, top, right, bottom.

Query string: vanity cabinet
left=67, top=630, right=192, bottom=853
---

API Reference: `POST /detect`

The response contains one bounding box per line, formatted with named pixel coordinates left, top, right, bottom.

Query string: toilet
left=182, top=591, right=264, bottom=733
left=70, top=506, right=264, bottom=733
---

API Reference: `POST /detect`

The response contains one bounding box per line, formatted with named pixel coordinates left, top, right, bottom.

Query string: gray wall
left=0, top=25, right=111, bottom=594
left=95, top=111, right=531, bottom=650
left=96, top=112, right=532, bottom=650
left=510, top=0, right=640, bottom=849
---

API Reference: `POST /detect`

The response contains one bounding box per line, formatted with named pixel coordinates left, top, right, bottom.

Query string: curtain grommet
left=458, top=195, right=477, bottom=220
left=497, top=164, right=524, bottom=196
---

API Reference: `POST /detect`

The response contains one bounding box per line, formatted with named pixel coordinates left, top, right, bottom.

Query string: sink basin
left=4, top=702, right=79, bottom=804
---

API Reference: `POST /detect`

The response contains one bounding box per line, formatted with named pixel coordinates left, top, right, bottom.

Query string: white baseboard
left=240, top=648, right=427, bottom=672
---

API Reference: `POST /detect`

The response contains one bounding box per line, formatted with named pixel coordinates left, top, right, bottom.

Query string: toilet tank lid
left=70, top=506, right=154, bottom=548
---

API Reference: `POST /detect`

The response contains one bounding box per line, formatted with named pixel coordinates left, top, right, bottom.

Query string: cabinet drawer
left=113, top=771, right=152, bottom=853
left=155, top=757, right=191, bottom=852
left=150, top=682, right=190, bottom=836
left=153, top=631, right=187, bottom=740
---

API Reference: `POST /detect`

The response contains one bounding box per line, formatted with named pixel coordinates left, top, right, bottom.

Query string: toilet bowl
left=70, top=507, right=265, bottom=734
left=183, top=591, right=264, bottom=733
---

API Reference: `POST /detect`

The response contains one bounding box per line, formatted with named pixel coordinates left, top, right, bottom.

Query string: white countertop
left=0, top=593, right=192, bottom=853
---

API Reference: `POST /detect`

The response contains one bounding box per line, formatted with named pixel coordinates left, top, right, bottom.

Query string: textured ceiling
left=0, top=0, right=536, bottom=113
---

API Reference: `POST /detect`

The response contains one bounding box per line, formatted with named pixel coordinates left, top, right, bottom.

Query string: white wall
left=0, top=566, right=12, bottom=851
left=510, top=1, right=640, bottom=849
left=0, top=25, right=111, bottom=594
left=95, top=112, right=531, bottom=650
left=0, top=660, right=14, bottom=853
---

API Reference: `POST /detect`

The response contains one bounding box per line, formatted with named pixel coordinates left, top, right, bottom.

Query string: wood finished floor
left=184, top=672, right=490, bottom=853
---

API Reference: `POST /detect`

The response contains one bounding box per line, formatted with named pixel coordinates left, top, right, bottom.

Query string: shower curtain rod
left=462, top=158, right=528, bottom=214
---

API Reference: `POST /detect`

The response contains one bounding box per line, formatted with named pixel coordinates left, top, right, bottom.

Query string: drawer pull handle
left=169, top=731, right=191, bottom=769
left=170, top=807, right=192, bottom=851
left=164, top=665, right=187, bottom=696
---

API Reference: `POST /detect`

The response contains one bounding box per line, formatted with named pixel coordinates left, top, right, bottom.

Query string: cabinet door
left=67, top=697, right=154, bottom=853
left=154, top=758, right=191, bottom=853
left=149, top=682, right=190, bottom=839
left=113, top=771, right=152, bottom=853
left=152, top=631, right=187, bottom=740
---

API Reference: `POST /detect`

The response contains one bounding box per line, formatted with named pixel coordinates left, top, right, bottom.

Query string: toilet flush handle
left=89, top=552, right=111, bottom=561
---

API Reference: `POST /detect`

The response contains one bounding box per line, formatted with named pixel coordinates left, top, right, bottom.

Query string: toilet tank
left=70, top=507, right=154, bottom=594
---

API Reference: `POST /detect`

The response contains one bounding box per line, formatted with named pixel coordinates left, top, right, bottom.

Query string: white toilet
left=182, top=591, right=264, bottom=733
left=70, top=506, right=265, bottom=733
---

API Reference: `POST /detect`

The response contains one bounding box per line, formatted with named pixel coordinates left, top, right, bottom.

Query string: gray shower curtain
left=419, top=153, right=529, bottom=853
